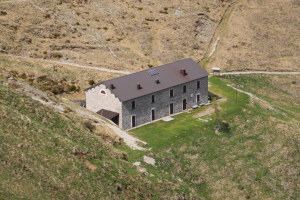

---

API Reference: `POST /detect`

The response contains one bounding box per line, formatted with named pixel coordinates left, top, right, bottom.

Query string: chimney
left=110, top=84, right=115, bottom=89
left=155, top=77, right=160, bottom=84
left=180, top=68, right=187, bottom=76
left=137, top=83, right=142, bottom=89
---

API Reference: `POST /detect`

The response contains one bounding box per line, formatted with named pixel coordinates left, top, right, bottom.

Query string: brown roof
left=96, top=109, right=119, bottom=119
left=86, top=58, right=209, bottom=102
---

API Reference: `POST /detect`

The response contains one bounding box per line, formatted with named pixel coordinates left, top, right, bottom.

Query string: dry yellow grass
left=207, top=0, right=300, bottom=72
left=0, top=0, right=233, bottom=72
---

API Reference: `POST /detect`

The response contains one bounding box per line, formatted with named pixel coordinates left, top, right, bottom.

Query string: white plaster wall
left=85, top=84, right=123, bottom=127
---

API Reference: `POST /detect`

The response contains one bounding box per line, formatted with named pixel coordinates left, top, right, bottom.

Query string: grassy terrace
left=128, top=75, right=300, bottom=199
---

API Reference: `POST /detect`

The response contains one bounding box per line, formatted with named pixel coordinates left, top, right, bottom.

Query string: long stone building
left=85, top=58, right=209, bottom=130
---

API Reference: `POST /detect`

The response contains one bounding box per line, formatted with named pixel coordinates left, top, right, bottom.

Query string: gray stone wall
left=121, top=76, right=208, bottom=130
left=85, top=84, right=123, bottom=127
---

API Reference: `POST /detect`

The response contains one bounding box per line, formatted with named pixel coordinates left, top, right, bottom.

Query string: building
left=212, top=67, right=221, bottom=76
left=85, top=58, right=209, bottom=130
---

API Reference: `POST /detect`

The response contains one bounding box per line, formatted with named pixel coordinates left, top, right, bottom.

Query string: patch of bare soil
left=84, top=160, right=98, bottom=171
left=193, top=98, right=226, bottom=118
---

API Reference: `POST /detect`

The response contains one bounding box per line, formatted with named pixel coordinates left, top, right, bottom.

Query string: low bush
left=88, top=80, right=95, bottom=85
left=84, top=121, right=96, bottom=132
left=219, top=121, right=230, bottom=133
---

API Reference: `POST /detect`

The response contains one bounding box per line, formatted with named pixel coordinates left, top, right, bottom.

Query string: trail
left=0, top=0, right=27, bottom=3
left=5, top=54, right=131, bottom=75
left=216, top=71, right=300, bottom=75
left=197, top=0, right=239, bottom=63
left=227, top=84, right=276, bottom=111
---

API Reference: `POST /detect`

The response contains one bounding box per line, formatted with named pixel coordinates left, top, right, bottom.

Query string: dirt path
left=0, top=0, right=27, bottom=4
left=198, top=0, right=239, bottom=63
left=226, top=84, right=275, bottom=110
left=8, top=79, right=147, bottom=150
left=5, top=54, right=131, bottom=75
left=219, top=71, right=300, bottom=75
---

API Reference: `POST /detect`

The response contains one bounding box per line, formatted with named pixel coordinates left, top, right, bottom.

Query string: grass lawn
left=128, top=76, right=300, bottom=199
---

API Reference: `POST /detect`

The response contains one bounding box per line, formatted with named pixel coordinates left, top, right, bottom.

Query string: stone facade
left=85, top=76, right=208, bottom=130
left=121, top=76, right=208, bottom=130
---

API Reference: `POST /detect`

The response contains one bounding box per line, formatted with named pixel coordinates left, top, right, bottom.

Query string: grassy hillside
left=0, top=0, right=233, bottom=71
left=0, top=82, right=184, bottom=199
left=206, top=0, right=300, bottom=71
left=129, top=75, right=300, bottom=199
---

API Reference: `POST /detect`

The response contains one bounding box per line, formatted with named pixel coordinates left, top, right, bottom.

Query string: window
left=183, top=85, right=187, bottom=93
left=170, top=89, right=174, bottom=97
left=132, top=101, right=136, bottom=109
left=151, top=95, right=155, bottom=103
left=197, top=81, right=200, bottom=89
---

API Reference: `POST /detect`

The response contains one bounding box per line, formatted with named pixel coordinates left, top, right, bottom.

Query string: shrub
left=88, top=80, right=95, bottom=85
left=67, top=85, right=76, bottom=93
left=44, top=14, right=51, bottom=18
left=84, top=121, right=96, bottom=132
left=19, top=73, right=27, bottom=79
left=0, top=11, right=7, bottom=16
left=219, top=121, right=230, bottom=133
left=65, top=39, right=70, bottom=43
left=50, top=52, right=63, bottom=59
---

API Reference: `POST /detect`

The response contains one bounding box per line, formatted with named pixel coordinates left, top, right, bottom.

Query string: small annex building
left=85, top=58, right=209, bottom=130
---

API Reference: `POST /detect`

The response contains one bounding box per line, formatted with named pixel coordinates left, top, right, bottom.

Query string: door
left=170, top=103, right=174, bottom=115
left=151, top=109, right=155, bottom=121
left=131, top=115, right=136, bottom=128
left=197, top=94, right=200, bottom=102
left=183, top=99, right=187, bottom=110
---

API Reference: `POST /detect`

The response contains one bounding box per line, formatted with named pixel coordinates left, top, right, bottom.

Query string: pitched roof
left=85, top=58, right=209, bottom=102
left=96, top=109, right=119, bottom=119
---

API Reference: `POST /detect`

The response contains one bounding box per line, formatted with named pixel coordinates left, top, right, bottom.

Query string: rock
left=133, top=162, right=141, bottom=166
left=143, top=156, right=156, bottom=166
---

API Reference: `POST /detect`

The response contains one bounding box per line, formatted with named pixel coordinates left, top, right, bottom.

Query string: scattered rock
left=143, top=156, right=156, bottom=166
left=137, top=166, right=148, bottom=175
left=133, top=162, right=141, bottom=166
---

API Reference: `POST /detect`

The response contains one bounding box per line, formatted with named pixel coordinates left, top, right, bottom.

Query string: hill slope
left=0, top=81, right=184, bottom=199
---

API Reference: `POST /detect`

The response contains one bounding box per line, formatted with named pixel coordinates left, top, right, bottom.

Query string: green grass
left=129, top=76, right=300, bottom=199
left=0, top=82, right=181, bottom=199
left=1, top=74, right=299, bottom=199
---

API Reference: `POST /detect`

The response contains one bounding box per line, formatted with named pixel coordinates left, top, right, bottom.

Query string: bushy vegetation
left=8, top=70, right=80, bottom=95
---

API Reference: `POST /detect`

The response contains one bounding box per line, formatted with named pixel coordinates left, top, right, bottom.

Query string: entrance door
left=151, top=109, right=155, bottom=121
left=112, top=115, right=119, bottom=125
left=131, top=115, right=136, bottom=128
left=170, top=103, right=174, bottom=115
left=183, top=99, right=187, bottom=110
